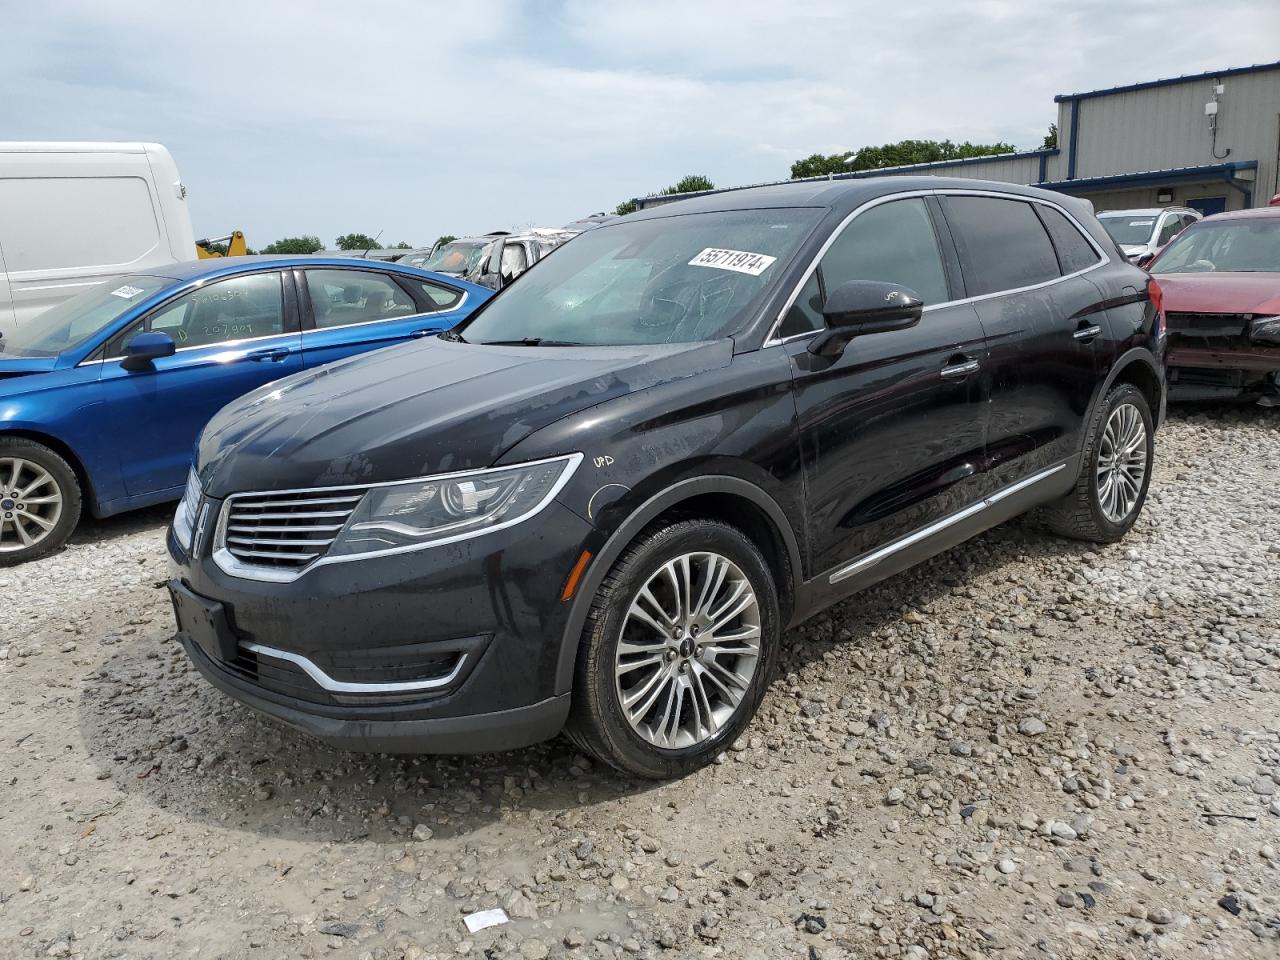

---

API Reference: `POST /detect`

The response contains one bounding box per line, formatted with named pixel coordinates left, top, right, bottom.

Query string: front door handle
left=409, top=329, right=435, bottom=339
left=1073, top=324, right=1102, bottom=342
left=940, top=358, right=981, bottom=380
left=247, top=347, right=291, bottom=362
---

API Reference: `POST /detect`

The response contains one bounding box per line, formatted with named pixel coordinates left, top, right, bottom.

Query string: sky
left=3, top=0, right=1278, bottom=249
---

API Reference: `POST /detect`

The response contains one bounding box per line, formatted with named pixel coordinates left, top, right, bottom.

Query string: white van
left=0, top=142, right=196, bottom=332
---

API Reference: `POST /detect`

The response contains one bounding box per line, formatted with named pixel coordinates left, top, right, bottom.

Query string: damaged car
left=168, top=178, right=1164, bottom=779
left=1149, top=207, right=1280, bottom=402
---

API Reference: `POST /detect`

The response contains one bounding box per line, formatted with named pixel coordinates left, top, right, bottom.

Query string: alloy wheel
left=614, top=551, right=761, bottom=749
left=1096, top=402, right=1148, bottom=524
left=0, top=457, right=64, bottom=553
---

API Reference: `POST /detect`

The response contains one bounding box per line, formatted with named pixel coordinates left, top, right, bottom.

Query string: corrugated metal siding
left=1070, top=69, right=1279, bottom=205
left=868, top=154, right=1044, bottom=184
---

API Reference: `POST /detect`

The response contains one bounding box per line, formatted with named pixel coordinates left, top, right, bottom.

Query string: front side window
left=1150, top=218, right=1280, bottom=274
left=305, top=269, right=418, bottom=329
left=944, top=196, right=1061, bottom=295
left=1157, top=215, right=1183, bottom=246
left=818, top=198, right=949, bottom=306
left=458, top=208, right=821, bottom=346
left=111, top=272, right=285, bottom=354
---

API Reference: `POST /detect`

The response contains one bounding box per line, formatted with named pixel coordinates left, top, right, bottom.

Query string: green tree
left=1042, top=123, right=1058, bottom=150
left=260, top=235, right=323, bottom=255
left=335, top=233, right=380, bottom=251
left=393, top=241, right=412, bottom=249
left=615, top=173, right=715, bottom=215
left=433, top=234, right=458, bottom=248
left=790, top=139, right=1017, bottom=179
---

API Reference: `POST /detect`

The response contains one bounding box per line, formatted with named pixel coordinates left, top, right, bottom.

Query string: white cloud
left=2, top=0, right=1277, bottom=247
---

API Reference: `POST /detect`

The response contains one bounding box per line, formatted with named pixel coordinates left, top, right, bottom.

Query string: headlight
left=172, top=468, right=201, bottom=552
left=327, top=453, right=583, bottom=559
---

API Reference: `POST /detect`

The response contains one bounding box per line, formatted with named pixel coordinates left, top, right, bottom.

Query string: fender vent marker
left=561, top=550, right=593, bottom=602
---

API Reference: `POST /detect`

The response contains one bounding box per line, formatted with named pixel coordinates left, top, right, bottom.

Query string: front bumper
left=168, top=498, right=594, bottom=754
left=1166, top=313, right=1280, bottom=400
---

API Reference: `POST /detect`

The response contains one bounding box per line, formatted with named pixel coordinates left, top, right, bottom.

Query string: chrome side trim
left=300, top=294, right=468, bottom=336
left=242, top=642, right=465, bottom=694
left=90, top=330, right=301, bottom=366
left=765, top=188, right=1112, bottom=347
left=827, top=462, right=1068, bottom=585
left=212, top=452, right=585, bottom=583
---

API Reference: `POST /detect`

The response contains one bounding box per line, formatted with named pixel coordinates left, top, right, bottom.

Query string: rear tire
left=0, top=438, right=82, bottom=566
left=1043, top=383, right=1153, bottom=543
left=565, top=518, right=780, bottom=779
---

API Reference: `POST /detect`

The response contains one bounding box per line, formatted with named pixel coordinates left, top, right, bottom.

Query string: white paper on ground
left=463, top=908, right=510, bottom=933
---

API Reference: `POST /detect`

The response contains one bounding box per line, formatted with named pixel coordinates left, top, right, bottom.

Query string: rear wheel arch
left=1086, top=348, right=1163, bottom=445
left=554, top=476, right=803, bottom=695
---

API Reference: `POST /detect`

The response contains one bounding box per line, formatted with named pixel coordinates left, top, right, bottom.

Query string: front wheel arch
left=0, top=429, right=98, bottom=516
left=553, top=476, right=803, bottom=695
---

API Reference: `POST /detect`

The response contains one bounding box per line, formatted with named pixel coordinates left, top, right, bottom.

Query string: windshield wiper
left=480, top=338, right=584, bottom=347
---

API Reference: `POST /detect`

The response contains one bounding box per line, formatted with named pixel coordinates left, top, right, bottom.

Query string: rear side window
left=305, top=269, right=417, bottom=329
left=1036, top=206, right=1103, bottom=274
left=819, top=198, right=949, bottom=306
left=943, top=196, right=1060, bottom=295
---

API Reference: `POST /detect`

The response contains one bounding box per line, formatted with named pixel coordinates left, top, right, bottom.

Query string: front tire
left=0, top=438, right=82, bottom=566
left=565, top=518, right=780, bottom=779
left=1043, top=383, right=1153, bottom=543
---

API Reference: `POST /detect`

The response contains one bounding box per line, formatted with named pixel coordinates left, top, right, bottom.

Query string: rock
left=1056, top=891, right=1074, bottom=908
left=885, top=787, right=905, bottom=805
left=1019, top=718, right=1047, bottom=737
left=412, top=824, right=434, bottom=842
left=733, top=870, right=755, bottom=889
left=318, top=922, right=358, bottom=938
left=1147, top=906, right=1174, bottom=925
left=997, top=859, right=1017, bottom=875
left=1219, top=895, right=1242, bottom=916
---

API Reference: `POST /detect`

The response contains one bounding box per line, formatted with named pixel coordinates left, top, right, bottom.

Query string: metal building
left=633, top=60, right=1280, bottom=215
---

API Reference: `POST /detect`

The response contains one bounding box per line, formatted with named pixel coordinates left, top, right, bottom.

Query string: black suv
left=168, top=178, right=1166, bottom=779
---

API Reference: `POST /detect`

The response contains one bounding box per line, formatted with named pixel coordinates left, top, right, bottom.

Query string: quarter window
left=305, top=269, right=418, bottom=329
left=943, top=196, right=1061, bottom=295
left=413, top=279, right=463, bottom=310
left=111, top=272, right=285, bottom=354
left=819, top=198, right=949, bottom=307
left=1036, top=206, right=1103, bottom=275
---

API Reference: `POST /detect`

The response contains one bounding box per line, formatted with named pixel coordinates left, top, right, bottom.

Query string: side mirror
left=1136, top=253, right=1155, bottom=270
left=808, top=281, right=923, bottom=357
left=121, top=331, right=176, bottom=371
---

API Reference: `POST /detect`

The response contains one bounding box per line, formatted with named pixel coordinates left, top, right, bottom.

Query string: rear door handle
left=940, top=359, right=981, bottom=380
left=247, top=347, right=291, bottom=362
left=1073, top=324, right=1102, bottom=342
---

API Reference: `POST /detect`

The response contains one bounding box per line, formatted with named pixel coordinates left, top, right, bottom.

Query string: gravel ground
left=1, top=407, right=1278, bottom=960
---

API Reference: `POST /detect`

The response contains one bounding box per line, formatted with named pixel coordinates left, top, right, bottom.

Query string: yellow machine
left=195, top=231, right=248, bottom=258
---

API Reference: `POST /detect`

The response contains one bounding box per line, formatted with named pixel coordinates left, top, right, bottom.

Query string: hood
left=1120, top=243, right=1149, bottom=258
left=1153, top=272, right=1280, bottom=316
left=198, top=336, right=732, bottom=496
left=0, top=354, right=59, bottom=381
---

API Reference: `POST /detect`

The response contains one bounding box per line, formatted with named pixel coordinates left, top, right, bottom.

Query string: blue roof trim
left=842, top=148, right=1058, bottom=178
left=1054, top=60, right=1280, bottom=102
left=1039, top=161, right=1258, bottom=192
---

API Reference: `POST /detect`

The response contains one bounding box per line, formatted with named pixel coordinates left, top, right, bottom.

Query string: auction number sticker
left=110, top=284, right=145, bottom=299
left=688, top=247, right=777, bottom=276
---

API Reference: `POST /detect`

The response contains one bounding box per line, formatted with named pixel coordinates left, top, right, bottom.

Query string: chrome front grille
left=219, top=487, right=366, bottom=569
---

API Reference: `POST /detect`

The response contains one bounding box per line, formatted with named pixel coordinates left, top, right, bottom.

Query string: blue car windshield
left=0, top=276, right=172, bottom=357
left=459, top=208, right=822, bottom=346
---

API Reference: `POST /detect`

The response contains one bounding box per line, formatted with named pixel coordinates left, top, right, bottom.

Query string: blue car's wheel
left=0, top=438, right=82, bottom=566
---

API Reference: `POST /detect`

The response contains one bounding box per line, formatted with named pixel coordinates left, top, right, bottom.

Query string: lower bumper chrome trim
left=242, top=642, right=466, bottom=694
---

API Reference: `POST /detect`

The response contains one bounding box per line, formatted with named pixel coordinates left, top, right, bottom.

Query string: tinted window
left=305, top=269, right=417, bottom=329
left=112, top=272, right=284, bottom=353
left=1037, top=206, right=1102, bottom=274
left=819, top=198, right=948, bottom=306
left=778, top=271, right=824, bottom=338
left=945, top=197, right=1061, bottom=295
left=412, top=279, right=463, bottom=310
left=1157, top=215, right=1182, bottom=246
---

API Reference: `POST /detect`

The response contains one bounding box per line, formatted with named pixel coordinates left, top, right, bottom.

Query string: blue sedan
left=0, top=256, right=491, bottom=564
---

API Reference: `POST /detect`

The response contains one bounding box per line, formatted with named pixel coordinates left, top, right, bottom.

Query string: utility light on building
left=1157, top=190, right=1174, bottom=203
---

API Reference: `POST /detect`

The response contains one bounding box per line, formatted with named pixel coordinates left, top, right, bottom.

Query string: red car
left=1148, top=207, right=1280, bottom=402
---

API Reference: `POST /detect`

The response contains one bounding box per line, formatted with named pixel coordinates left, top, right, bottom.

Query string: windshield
left=0, top=276, right=172, bottom=357
left=458, top=208, right=821, bottom=346
left=1099, top=214, right=1158, bottom=246
left=422, top=240, right=491, bottom=275
left=1150, top=218, right=1280, bottom=274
